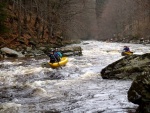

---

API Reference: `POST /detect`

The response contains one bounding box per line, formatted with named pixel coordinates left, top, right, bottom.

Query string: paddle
left=54, top=55, right=62, bottom=69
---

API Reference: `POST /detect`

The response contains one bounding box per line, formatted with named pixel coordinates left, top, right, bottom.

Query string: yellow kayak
left=121, top=51, right=133, bottom=56
left=48, top=57, right=68, bottom=68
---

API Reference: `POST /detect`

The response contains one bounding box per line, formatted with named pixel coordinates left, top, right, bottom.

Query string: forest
left=0, top=0, right=150, bottom=48
left=0, top=1, right=150, bottom=113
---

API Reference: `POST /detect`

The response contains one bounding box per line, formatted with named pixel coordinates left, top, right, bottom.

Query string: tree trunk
left=17, top=0, right=22, bottom=39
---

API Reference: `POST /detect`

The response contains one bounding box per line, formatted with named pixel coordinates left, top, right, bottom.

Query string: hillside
left=1, top=0, right=150, bottom=50
left=0, top=1, right=82, bottom=50
left=96, top=0, right=150, bottom=42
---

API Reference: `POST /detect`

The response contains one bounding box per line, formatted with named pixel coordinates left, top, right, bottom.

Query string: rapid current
left=1, top=40, right=150, bottom=113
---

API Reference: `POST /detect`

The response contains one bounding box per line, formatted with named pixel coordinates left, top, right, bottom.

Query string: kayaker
left=53, top=49, right=61, bottom=62
left=48, top=50, right=59, bottom=63
left=55, top=48, right=62, bottom=58
left=123, top=46, right=130, bottom=52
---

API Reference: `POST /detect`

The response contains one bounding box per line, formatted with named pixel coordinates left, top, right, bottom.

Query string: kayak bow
left=48, top=57, right=68, bottom=68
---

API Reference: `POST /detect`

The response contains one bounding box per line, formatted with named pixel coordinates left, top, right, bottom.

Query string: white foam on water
left=1, top=40, right=150, bottom=113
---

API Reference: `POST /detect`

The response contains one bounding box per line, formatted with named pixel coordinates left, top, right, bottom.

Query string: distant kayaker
left=55, top=48, right=62, bottom=58
left=123, top=46, right=130, bottom=52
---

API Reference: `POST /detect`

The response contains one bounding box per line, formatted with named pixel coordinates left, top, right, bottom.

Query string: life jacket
left=57, top=52, right=62, bottom=57
left=48, top=54, right=56, bottom=60
left=123, top=47, right=130, bottom=52
left=54, top=52, right=60, bottom=61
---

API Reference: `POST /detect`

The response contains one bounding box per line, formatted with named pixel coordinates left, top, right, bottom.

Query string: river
left=1, top=40, right=150, bottom=113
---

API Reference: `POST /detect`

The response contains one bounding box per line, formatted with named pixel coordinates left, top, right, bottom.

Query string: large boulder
left=60, top=46, right=82, bottom=56
left=101, top=53, right=150, bottom=80
left=128, top=73, right=150, bottom=113
left=1, top=47, right=25, bottom=58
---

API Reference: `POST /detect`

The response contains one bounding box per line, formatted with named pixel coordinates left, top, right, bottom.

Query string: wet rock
left=60, top=46, right=82, bottom=56
left=0, top=103, right=21, bottom=113
left=41, top=62, right=51, bottom=68
left=0, top=50, right=6, bottom=58
left=83, top=42, right=89, bottom=45
left=24, top=47, right=46, bottom=57
left=0, top=92, right=13, bottom=102
left=32, top=87, right=47, bottom=96
left=39, top=46, right=46, bottom=51
left=0, top=85, right=34, bottom=102
left=128, top=74, right=150, bottom=113
left=28, top=39, right=37, bottom=50
left=101, top=53, right=150, bottom=80
left=44, top=71, right=64, bottom=80
left=1, top=47, right=25, bottom=58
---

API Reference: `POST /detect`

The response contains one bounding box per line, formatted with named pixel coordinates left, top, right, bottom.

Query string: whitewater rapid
left=0, top=40, right=150, bottom=113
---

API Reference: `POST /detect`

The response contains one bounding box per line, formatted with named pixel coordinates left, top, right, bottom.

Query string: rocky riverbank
left=101, top=53, right=150, bottom=113
left=0, top=45, right=82, bottom=59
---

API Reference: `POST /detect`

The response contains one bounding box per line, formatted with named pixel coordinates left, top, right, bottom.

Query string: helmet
left=55, top=48, right=58, bottom=51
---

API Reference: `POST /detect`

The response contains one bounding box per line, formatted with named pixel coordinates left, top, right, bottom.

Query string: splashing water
left=1, top=40, right=150, bottom=113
